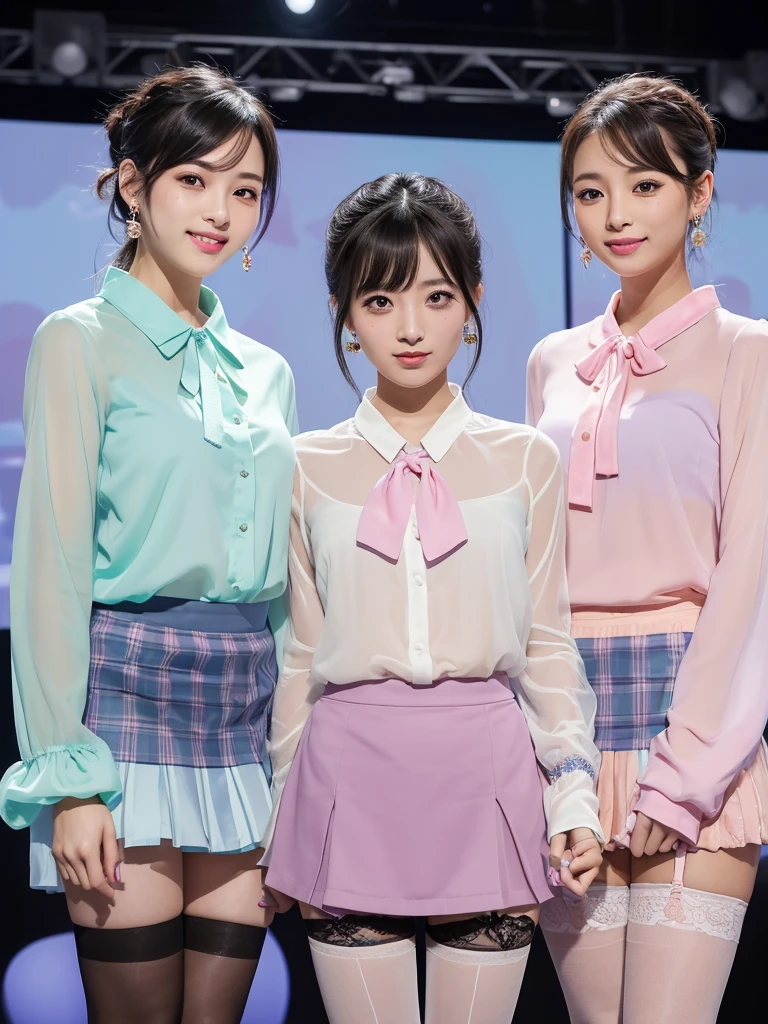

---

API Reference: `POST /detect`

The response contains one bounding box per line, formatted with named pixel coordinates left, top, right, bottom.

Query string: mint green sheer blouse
left=0, top=267, right=297, bottom=829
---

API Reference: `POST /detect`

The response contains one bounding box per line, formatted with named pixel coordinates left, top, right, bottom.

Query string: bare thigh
left=597, top=846, right=631, bottom=888
left=65, top=839, right=184, bottom=929
left=631, top=844, right=760, bottom=902
left=182, top=847, right=274, bottom=927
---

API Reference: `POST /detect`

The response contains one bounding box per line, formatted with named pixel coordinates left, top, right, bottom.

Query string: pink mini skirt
left=266, top=674, right=552, bottom=917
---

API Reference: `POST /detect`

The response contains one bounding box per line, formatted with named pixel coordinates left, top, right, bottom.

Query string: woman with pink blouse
left=527, top=74, right=768, bottom=1023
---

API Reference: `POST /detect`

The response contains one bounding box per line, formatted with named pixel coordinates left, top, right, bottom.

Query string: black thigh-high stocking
left=181, top=914, right=267, bottom=1024
left=74, top=916, right=184, bottom=1024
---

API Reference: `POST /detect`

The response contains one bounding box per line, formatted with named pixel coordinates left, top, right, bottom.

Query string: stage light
left=284, top=0, right=317, bottom=12
left=270, top=84, right=305, bottom=102
left=373, top=64, right=416, bottom=88
left=719, top=77, right=765, bottom=121
left=50, top=41, right=88, bottom=78
left=546, top=95, right=577, bottom=117
left=33, top=10, right=106, bottom=83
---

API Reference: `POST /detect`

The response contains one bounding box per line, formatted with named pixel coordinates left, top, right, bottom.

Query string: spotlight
left=546, top=95, right=578, bottom=117
left=34, top=10, right=106, bottom=83
left=373, top=64, right=416, bottom=88
left=270, top=84, right=305, bottom=102
left=284, top=0, right=317, bottom=12
left=719, top=77, right=765, bottom=121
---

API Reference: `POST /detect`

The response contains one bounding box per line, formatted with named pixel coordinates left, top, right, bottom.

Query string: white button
left=414, top=643, right=423, bottom=652
left=414, top=575, right=424, bottom=586
left=233, top=584, right=240, bottom=591
left=234, top=416, right=242, bottom=425
left=240, top=470, right=249, bottom=478
left=239, top=523, right=248, bottom=532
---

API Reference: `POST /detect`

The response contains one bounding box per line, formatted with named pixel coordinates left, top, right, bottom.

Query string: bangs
left=588, top=103, right=688, bottom=182
left=352, top=208, right=456, bottom=296
left=158, top=96, right=262, bottom=172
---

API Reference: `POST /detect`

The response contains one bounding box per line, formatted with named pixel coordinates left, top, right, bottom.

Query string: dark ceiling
left=2, top=3, right=767, bottom=147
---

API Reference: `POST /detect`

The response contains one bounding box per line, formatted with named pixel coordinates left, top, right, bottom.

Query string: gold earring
left=126, top=199, right=142, bottom=240
left=579, top=238, right=592, bottom=268
left=242, top=246, right=252, bottom=272
left=463, top=321, right=477, bottom=346
left=344, top=329, right=360, bottom=353
left=691, top=215, right=707, bottom=248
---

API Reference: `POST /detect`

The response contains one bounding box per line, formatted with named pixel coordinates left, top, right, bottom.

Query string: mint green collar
left=100, top=266, right=245, bottom=447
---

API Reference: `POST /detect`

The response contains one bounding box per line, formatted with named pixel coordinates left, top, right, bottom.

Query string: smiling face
left=119, top=131, right=265, bottom=280
left=571, top=131, right=712, bottom=279
left=345, top=243, right=481, bottom=390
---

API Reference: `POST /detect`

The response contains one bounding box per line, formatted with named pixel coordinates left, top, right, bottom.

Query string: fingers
left=259, top=888, right=277, bottom=910
left=628, top=812, right=653, bottom=858
left=567, top=845, right=601, bottom=879
left=101, top=826, right=121, bottom=887
left=84, top=848, right=114, bottom=900
left=563, top=865, right=600, bottom=898
left=658, top=830, right=681, bottom=855
left=549, top=833, right=567, bottom=868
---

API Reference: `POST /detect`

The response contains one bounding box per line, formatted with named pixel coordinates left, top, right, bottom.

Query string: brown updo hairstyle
left=96, top=64, right=280, bottom=270
left=326, top=172, right=484, bottom=395
left=560, top=74, right=719, bottom=247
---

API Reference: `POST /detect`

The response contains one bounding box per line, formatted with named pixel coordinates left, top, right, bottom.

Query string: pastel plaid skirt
left=29, top=598, right=277, bottom=891
left=573, top=616, right=768, bottom=853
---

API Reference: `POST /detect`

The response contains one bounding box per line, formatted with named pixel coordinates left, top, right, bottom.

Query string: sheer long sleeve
left=525, top=337, right=546, bottom=427
left=635, top=321, right=768, bottom=843
left=261, top=463, right=325, bottom=859
left=0, top=314, right=121, bottom=829
left=510, top=431, right=603, bottom=842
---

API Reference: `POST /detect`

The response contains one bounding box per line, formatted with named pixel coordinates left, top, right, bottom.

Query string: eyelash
left=362, top=290, right=456, bottom=310
left=178, top=174, right=260, bottom=200
left=576, top=180, right=663, bottom=201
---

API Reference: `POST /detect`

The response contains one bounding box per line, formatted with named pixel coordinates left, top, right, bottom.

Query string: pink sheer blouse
left=526, top=286, right=768, bottom=843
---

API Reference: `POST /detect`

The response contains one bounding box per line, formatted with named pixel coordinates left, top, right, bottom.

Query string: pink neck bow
left=568, top=286, right=720, bottom=512
left=356, top=448, right=468, bottom=565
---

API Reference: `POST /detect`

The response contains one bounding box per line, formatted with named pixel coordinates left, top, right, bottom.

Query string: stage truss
left=0, top=25, right=725, bottom=111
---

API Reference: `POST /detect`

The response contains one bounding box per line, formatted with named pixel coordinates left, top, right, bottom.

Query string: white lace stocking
left=628, top=883, right=747, bottom=942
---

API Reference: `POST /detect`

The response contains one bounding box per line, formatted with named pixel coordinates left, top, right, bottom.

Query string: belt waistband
left=91, top=596, right=270, bottom=633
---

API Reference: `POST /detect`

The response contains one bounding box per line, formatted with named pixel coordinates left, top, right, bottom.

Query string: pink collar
left=569, top=286, right=720, bottom=511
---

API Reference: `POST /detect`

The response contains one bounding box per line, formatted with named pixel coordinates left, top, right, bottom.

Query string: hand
left=52, top=797, right=120, bottom=899
left=628, top=811, right=685, bottom=858
left=550, top=827, right=602, bottom=897
left=259, top=884, right=296, bottom=914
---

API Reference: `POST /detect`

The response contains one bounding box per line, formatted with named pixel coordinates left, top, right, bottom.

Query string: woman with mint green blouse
left=0, top=66, right=296, bottom=1023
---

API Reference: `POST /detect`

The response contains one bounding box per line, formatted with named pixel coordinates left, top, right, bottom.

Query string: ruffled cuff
left=633, top=787, right=701, bottom=846
left=0, top=741, right=122, bottom=830
left=545, top=762, right=605, bottom=846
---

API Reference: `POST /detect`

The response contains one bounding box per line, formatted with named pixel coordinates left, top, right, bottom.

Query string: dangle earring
left=343, top=327, right=360, bottom=353
left=126, top=199, right=142, bottom=240
left=462, top=321, right=477, bottom=345
left=691, top=214, right=707, bottom=248
left=242, top=246, right=252, bottom=272
left=579, top=237, right=592, bottom=268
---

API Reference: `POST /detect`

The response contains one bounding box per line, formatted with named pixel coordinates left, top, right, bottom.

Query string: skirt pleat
left=267, top=675, right=552, bottom=917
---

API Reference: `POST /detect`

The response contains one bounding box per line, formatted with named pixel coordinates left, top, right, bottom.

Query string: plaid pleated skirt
left=574, top=627, right=768, bottom=852
left=29, top=597, right=278, bottom=891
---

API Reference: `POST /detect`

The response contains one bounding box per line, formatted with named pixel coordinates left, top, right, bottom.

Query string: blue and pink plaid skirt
left=575, top=628, right=768, bottom=851
left=30, top=597, right=278, bottom=891
left=575, top=631, right=692, bottom=751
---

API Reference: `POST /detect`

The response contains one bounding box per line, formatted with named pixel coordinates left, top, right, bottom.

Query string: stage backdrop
left=0, top=120, right=565, bottom=628
left=2, top=121, right=768, bottom=627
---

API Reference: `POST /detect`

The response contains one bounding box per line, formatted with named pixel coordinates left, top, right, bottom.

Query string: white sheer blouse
left=264, top=385, right=603, bottom=850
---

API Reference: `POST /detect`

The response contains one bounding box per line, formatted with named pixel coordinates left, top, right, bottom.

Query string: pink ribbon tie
left=568, top=332, right=667, bottom=511
left=356, top=448, right=467, bottom=565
